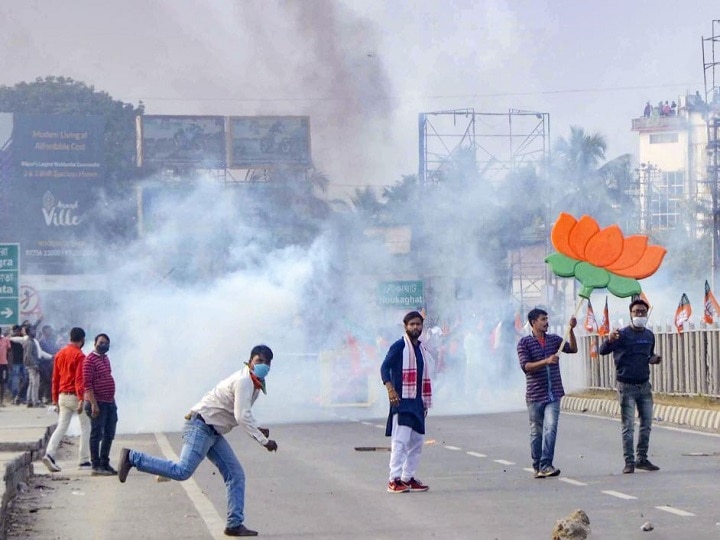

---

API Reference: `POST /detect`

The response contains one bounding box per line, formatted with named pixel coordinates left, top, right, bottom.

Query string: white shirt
left=190, top=365, right=268, bottom=445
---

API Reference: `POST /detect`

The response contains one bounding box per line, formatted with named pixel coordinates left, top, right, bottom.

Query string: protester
left=12, top=324, right=54, bottom=407
left=117, top=344, right=278, bottom=537
left=38, top=325, right=59, bottom=404
left=8, top=325, right=25, bottom=404
left=380, top=311, right=434, bottom=494
left=517, top=308, right=577, bottom=478
left=643, top=101, right=652, bottom=118
left=42, top=327, right=91, bottom=472
left=83, top=333, right=118, bottom=476
left=0, top=327, right=10, bottom=406
left=598, top=298, right=661, bottom=474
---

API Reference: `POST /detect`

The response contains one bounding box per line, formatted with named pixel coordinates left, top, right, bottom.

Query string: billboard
left=229, top=116, right=310, bottom=168
left=12, top=113, right=105, bottom=180
left=0, top=114, right=106, bottom=274
left=140, top=115, right=225, bottom=167
left=376, top=280, right=424, bottom=308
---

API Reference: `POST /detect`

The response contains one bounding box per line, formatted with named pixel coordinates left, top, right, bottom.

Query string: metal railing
left=574, top=328, right=720, bottom=396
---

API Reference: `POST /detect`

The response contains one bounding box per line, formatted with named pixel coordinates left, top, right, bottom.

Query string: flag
left=597, top=297, right=610, bottom=336
left=632, top=291, right=652, bottom=311
left=704, top=280, right=720, bottom=324
left=589, top=337, right=598, bottom=359
left=584, top=299, right=597, bottom=333
left=514, top=312, right=524, bottom=334
left=675, top=293, right=692, bottom=332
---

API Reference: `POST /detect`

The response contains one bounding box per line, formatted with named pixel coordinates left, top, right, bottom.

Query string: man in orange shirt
left=42, top=328, right=91, bottom=472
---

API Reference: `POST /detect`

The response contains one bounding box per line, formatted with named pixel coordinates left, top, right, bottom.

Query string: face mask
left=96, top=344, right=110, bottom=354
left=253, top=363, right=270, bottom=379
left=632, top=317, right=648, bottom=328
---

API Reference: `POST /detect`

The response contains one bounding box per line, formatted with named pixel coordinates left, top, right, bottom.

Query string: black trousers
left=85, top=401, right=118, bottom=468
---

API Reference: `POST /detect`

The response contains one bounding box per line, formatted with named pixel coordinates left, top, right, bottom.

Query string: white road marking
left=444, top=445, right=462, bottom=451
left=602, top=490, right=637, bottom=500
left=466, top=451, right=487, bottom=458
left=522, top=467, right=535, bottom=473
left=655, top=505, right=695, bottom=517
left=560, top=478, right=587, bottom=486
left=564, top=411, right=720, bottom=438
left=361, top=421, right=374, bottom=426
left=155, top=432, right=226, bottom=540
left=374, top=424, right=385, bottom=429
left=493, top=459, right=515, bottom=465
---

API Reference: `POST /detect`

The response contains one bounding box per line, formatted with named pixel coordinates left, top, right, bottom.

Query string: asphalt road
left=153, top=410, right=720, bottom=540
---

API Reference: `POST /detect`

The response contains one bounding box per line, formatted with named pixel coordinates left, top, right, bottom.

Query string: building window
left=650, top=171, right=684, bottom=230
left=649, top=133, right=679, bottom=144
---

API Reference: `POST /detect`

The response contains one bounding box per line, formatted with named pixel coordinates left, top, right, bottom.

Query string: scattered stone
left=641, top=521, right=654, bottom=531
left=551, top=509, right=591, bottom=539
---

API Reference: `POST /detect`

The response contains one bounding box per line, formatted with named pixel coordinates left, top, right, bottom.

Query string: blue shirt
left=598, top=326, right=655, bottom=384
left=380, top=338, right=426, bottom=435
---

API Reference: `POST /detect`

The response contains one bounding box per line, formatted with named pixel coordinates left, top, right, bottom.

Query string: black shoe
left=118, top=448, right=132, bottom=483
left=91, top=468, right=114, bottom=476
left=623, top=463, right=635, bottom=474
left=636, top=459, right=660, bottom=471
left=538, top=466, right=561, bottom=478
left=224, top=524, right=258, bottom=536
left=103, top=465, right=118, bottom=475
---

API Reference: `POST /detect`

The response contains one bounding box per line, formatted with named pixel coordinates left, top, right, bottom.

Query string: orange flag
left=675, top=293, right=692, bottom=332
left=597, top=297, right=610, bottom=336
left=584, top=299, right=597, bottom=333
left=704, top=280, right=720, bottom=324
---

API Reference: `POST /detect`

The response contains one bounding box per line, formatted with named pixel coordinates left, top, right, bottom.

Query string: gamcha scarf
left=401, top=335, right=433, bottom=409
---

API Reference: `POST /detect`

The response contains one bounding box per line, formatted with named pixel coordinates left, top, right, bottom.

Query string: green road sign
left=377, top=280, right=424, bottom=308
left=0, top=244, right=19, bottom=326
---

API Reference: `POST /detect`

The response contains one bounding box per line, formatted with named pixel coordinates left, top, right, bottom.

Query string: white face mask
left=632, top=316, right=648, bottom=328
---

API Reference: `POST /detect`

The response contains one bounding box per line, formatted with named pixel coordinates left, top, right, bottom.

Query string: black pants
left=85, top=401, right=118, bottom=468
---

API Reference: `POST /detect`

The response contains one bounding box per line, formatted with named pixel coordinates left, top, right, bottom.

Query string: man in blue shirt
left=598, top=298, right=661, bottom=474
left=381, top=311, right=433, bottom=493
left=517, top=308, right=577, bottom=478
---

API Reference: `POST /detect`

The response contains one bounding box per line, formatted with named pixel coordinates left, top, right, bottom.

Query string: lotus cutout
left=545, top=213, right=666, bottom=298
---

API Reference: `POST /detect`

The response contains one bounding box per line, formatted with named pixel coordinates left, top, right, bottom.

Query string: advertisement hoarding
left=229, top=116, right=310, bottom=168
left=12, top=113, right=104, bottom=180
left=140, top=115, right=225, bottom=167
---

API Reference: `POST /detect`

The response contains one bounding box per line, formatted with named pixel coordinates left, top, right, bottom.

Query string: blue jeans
left=85, top=401, right=118, bottom=468
left=129, top=415, right=246, bottom=529
left=527, top=399, right=560, bottom=471
left=8, top=364, right=26, bottom=401
left=617, top=381, right=654, bottom=464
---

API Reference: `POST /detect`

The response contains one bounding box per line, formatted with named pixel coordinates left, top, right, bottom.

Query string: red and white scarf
left=401, top=335, right=433, bottom=409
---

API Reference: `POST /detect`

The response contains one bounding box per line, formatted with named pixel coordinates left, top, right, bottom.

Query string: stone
left=551, top=509, right=591, bottom=540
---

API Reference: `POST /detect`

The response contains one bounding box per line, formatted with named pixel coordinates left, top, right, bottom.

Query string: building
left=631, top=94, right=710, bottom=234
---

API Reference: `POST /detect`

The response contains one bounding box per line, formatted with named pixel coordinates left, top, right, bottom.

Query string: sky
left=1, top=0, right=717, bottom=198
left=1, top=1, right=716, bottom=431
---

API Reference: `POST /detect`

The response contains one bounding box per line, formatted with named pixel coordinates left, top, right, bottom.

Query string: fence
left=576, top=327, right=720, bottom=397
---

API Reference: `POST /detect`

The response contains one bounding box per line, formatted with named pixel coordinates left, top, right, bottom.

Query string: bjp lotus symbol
left=545, top=213, right=666, bottom=299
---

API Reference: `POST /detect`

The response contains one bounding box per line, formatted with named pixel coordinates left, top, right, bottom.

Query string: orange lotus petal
left=551, top=212, right=579, bottom=259
left=613, top=245, right=667, bottom=279
left=605, top=235, right=648, bottom=272
left=568, top=215, right=600, bottom=260
left=584, top=225, right=624, bottom=267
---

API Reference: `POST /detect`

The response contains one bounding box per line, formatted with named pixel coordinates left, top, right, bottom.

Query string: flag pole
left=556, top=296, right=586, bottom=355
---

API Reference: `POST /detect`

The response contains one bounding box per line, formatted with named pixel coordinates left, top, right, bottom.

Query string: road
left=10, top=409, right=720, bottom=539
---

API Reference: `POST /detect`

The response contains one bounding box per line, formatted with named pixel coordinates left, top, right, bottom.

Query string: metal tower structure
left=418, top=108, right=550, bottom=186
left=702, top=20, right=720, bottom=287
left=418, top=108, right=551, bottom=314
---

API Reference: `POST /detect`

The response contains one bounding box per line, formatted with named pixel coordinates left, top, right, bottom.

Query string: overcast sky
left=1, top=0, right=718, bottom=197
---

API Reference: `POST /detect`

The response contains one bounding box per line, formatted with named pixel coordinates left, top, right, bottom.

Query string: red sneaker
left=404, top=477, right=429, bottom=492
left=387, top=478, right=410, bottom=493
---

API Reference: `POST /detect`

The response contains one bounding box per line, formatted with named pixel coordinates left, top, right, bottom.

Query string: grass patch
left=568, top=389, right=720, bottom=411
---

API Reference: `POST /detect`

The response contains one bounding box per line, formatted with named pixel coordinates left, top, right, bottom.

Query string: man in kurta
left=380, top=311, right=433, bottom=493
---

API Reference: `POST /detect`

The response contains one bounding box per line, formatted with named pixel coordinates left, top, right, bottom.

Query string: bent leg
left=207, top=436, right=246, bottom=529
left=400, top=428, right=424, bottom=481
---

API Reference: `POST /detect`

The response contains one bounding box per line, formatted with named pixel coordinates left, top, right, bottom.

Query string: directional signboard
left=376, top=280, right=424, bottom=309
left=0, top=244, right=19, bottom=326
